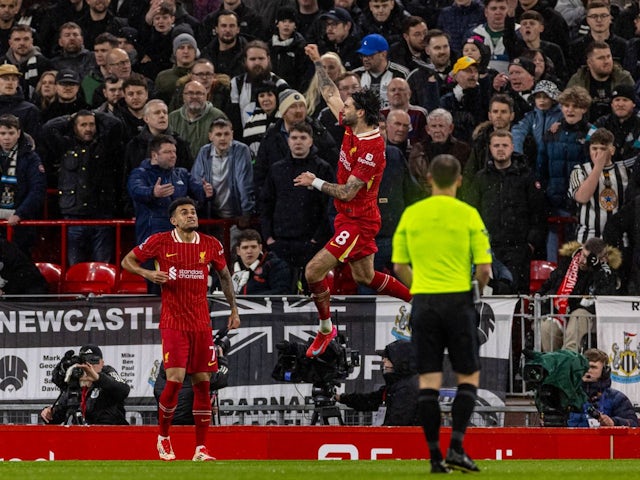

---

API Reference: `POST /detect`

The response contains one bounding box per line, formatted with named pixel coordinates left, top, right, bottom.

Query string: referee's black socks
left=418, top=388, right=442, bottom=462
left=449, top=383, right=477, bottom=454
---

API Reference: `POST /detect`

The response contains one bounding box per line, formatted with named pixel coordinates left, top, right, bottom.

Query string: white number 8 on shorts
left=334, top=230, right=350, bottom=245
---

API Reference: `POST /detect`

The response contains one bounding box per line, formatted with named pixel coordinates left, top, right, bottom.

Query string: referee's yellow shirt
left=392, top=195, right=492, bottom=294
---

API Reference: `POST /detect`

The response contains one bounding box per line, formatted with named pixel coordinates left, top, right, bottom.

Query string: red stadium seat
left=530, top=260, right=557, bottom=294
left=35, top=262, right=63, bottom=294
left=116, top=269, right=148, bottom=294
left=62, top=262, right=117, bottom=294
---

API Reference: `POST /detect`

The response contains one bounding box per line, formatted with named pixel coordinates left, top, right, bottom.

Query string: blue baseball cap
left=357, top=34, right=389, bottom=56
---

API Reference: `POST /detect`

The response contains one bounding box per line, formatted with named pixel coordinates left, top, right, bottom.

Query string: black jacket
left=50, top=364, right=130, bottom=425
left=338, top=340, right=419, bottom=426
left=269, top=31, right=313, bottom=92
left=0, top=92, right=41, bottom=140
left=41, top=97, right=90, bottom=124
left=357, top=2, right=409, bottom=46
left=1, top=133, right=46, bottom=221
left=318, top=32, right=363, bottom=72
left=201, top=36, right=247, bottom=79
left=465, top=159, right=548, bottom=251
left=260, top=151, right=335, bottom=243
left=440, top=86, right=490, bottom=143
left=594, top=113, right=640, bottom=166
left=39, top=112, right=125, bottom=215
left=0, top=239, right=48, bottom=295
left=254, top=117, right=339, bottom=196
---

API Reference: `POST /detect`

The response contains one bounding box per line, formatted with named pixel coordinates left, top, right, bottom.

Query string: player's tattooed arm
left=315, top=60, right=340, bottom=101
left=216, top=266, right=241, bottom=329
left=322, top=176, right=365, bottom=202
left=293, top=172, right=365, bottom=201
left=305, top=44, right=344, bottom=119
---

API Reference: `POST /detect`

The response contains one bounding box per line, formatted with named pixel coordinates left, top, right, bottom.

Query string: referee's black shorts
left=411, top=292, right=480, bottom=375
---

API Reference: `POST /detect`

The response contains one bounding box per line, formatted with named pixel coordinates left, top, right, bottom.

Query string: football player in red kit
left=122, top=197, right=240, bottom=461
left=295, top=44, right=412, bottom=358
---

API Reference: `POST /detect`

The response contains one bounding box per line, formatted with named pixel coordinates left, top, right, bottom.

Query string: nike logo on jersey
left=208, top=361, right=217, bottom=367
left=165, top=253, right=178, bottom=257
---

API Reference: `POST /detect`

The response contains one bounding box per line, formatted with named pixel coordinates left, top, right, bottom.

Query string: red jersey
left=133, top=229, right=227, bottom=332
left=336, top=122, right=386, bottom=223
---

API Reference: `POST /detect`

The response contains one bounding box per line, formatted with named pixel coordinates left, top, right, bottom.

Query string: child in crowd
left=538, top=86, right=593, bottom=261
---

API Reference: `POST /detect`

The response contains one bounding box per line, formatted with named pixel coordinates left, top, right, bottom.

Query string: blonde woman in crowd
left=304, top=52, right=346, bottom=118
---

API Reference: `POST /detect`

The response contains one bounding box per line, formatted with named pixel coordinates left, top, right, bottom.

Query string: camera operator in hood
left=40, top=344, right=130, bottom=425
left=568, top=348, right=638, bottom=427
left=335, top=339, right=419, bottom=426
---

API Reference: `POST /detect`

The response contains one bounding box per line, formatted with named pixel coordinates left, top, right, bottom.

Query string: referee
left=392, top=154, right=492, bottom=474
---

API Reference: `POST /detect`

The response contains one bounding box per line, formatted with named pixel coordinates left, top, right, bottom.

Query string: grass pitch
left=1, top=459, right=639, bottom=480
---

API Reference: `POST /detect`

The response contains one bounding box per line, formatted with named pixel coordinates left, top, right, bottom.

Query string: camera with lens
left=522, top=349, right=589, bottom=426
left=52, top=350, right=95, bottom=389
left=272, top=331, right=359, bottom=407
left=50, top=349, right=96, bottom=425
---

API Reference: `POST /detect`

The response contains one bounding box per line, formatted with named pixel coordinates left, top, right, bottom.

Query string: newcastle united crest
left=610, top=331, right=640, bottom=383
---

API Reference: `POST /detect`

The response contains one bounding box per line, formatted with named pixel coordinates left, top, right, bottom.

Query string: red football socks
left=192, top=380, right=212, bottom=446
left=158, top=379, right=181, bottom=436
left=369, top=271, right=412, bottom=302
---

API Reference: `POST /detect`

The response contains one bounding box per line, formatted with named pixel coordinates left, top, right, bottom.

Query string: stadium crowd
left=4, top=0, right=640, bottom=297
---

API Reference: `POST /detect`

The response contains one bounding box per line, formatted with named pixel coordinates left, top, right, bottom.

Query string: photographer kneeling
left=336, top=340, right=419, bottom=426
left=568, top=348, right=638, bottom=427
left=41, top=345, right=131, bottom=425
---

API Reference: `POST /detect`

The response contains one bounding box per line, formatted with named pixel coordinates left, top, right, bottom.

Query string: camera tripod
left=310, top=404, right=344, bottom=425
left=309, top=383, right=344, bottom=425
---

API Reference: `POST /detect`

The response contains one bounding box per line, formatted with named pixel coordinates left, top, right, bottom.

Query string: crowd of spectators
left=4, top=0, right=640, bottom=297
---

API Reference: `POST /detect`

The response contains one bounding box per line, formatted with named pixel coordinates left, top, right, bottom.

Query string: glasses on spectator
left=339, top=84, right=361, bottom=92
left=109, top=60, right=130, bottom=67
left=587, top=13, right=610, bottom=20
left=192, top=72, right=214, bottom=78
left=184, top=91, right=206, bottom=97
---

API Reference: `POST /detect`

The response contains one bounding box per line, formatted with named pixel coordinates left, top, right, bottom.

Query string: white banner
left=477, top=297, right=519, bottom=360
left=596, top=296, right=640, bottom=404
left=0, top=344, right=162, bottom=402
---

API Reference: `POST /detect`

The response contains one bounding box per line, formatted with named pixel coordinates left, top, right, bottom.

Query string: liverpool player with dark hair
left=295, top=44, right=412, bottom=359
left=121, top=197, right=240, bottom=461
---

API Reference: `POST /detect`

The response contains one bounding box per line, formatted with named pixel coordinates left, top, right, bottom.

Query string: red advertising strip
left=1, top=426, right=640, bottom=461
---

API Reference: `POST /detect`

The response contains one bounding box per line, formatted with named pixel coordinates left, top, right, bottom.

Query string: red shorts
left=161, top=328, right=218, bottom=374
left=324, top=213, right=379, bottom=263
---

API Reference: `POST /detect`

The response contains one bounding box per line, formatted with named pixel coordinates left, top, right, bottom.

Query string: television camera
left=272, top=331, right=359, bottom=424
left=50, top=349, right=102, bottom=425
left=522, top=349, right=589, bottom=426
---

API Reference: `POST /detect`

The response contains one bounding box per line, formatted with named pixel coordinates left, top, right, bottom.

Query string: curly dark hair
left=351, top=88, right=381, bottom=127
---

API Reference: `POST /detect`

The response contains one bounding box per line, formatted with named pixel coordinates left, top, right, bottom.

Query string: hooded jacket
left=338, top=340, right=419, bottom=426
left=568, top=375, right=638, bottom=427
